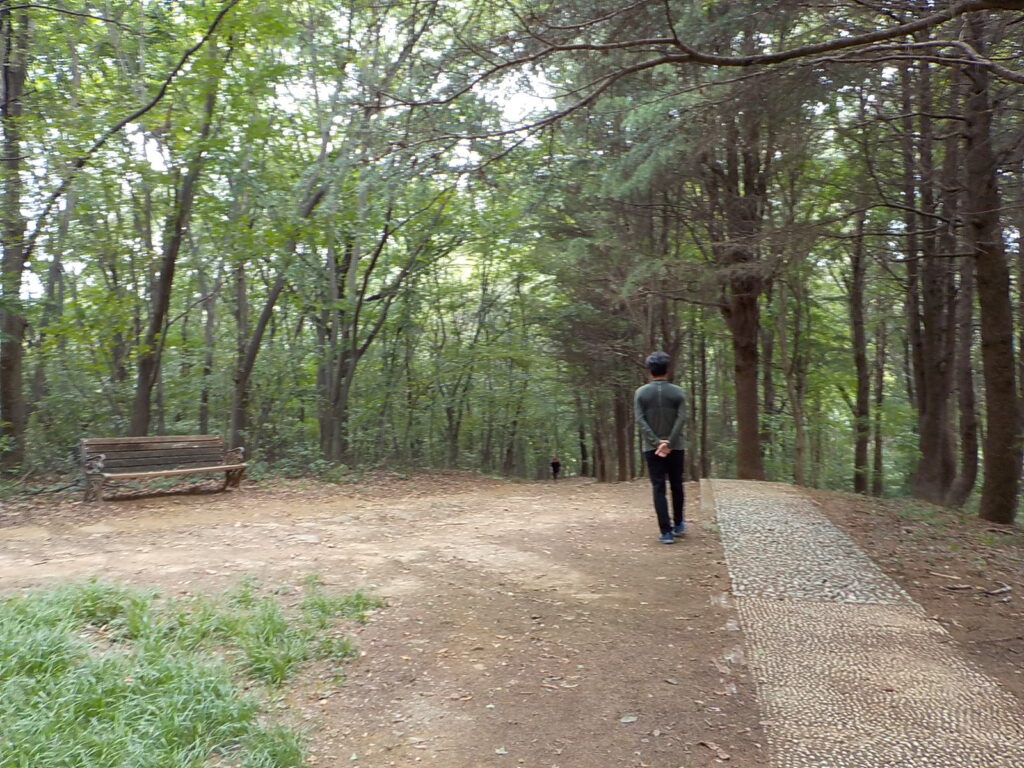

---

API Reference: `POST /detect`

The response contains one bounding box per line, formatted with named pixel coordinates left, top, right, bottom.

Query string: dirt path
left=0, top=476, right=765, bottom=767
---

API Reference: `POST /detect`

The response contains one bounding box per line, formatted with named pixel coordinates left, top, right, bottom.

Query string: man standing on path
left=635, top=351, right=688, bottom=544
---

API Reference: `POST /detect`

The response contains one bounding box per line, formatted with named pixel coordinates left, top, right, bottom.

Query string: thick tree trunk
left=1018, top=165, right=1024, bottom=417
left=872, top=319, right=886, bottom=497
left=229, top=260, right=250, bottom=449
left=575, top=392, right=589, bottom=477
left=700, top=104, right=769, bottom=481
left=900, top=63, right=925, bottom=423
left=962, top=13, right=1021, bottom=524
left=699, top=332, right=710, bottom=478
left=778, top=280, right=807, bottom=486
left=687, top=337, right=699, bottom=479
left=334, top=361, right=358, bottom=461
left=502, top=379, right=528, bottom=476
left=850, top=212, right=870, bottom=493
left=912, top=68, right=957, bottom=504
left=30, top=188, right=71, bottom=413
left=444, top=404, right=461, bottom=468
left=946, top=258, right=979, bottom=507
left=614, top=391, right=629, bottom=481
left=809, top=391, right=824, bottom=488
left=196, top=267, right=217, bottom=434
left=0, top=9, right=29, bottom=469
left=724, top=278, right=765, bottom=480
left=760, top=286, right=775, bottom=457
left=593, top=409, right=608, bottom=482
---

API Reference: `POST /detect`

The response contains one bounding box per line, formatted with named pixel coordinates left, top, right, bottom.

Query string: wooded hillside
left=2, top=0, right=1023, bottom=522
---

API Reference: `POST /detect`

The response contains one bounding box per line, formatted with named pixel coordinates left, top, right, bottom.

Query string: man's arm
left=667, top=391, right=688, bottom=446
left=634, top=388, right=661, bottom=446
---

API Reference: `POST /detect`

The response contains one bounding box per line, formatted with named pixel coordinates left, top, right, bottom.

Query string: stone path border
left=703, top=478, right=1024, bottom=768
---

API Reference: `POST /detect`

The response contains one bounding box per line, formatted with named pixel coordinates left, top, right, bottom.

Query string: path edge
left=699, top=478, right=716, bottom=523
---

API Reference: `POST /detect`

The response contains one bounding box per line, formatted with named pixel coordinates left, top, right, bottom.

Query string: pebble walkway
left=708, top=479, right=1024, bottom=768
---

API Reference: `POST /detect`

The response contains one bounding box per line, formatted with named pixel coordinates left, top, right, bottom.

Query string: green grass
left=893, top=499, right=949, bottom=525
left=0, top=578, right=382, bottom=768
left=301, top=575, right=383, bottom=630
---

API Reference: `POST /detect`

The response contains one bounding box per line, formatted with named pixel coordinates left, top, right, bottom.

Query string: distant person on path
left=550, top=456, right=561, bottom=481
left=635, top=351, right=688, bottom=544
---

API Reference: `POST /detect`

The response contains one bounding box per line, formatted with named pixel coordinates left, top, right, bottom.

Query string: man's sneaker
left=672, top=522, right=686, bottom=537
left=658, top=532, right=675, bottom=544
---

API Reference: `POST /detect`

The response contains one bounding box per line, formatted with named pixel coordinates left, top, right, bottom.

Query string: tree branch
left=22, top=0, right=244, bottom=264
left=8, top=4, right=135, bottom=30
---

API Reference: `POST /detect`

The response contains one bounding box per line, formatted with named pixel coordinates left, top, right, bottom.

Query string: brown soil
left=0, top=474, right=764, bottom=768
left=3, top=475, right=1021, bottom=766
left=807, top=488, right=1024, bottom=704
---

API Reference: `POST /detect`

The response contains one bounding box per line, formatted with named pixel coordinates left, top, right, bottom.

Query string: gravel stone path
left=708, top=479, right=1024, bottom=768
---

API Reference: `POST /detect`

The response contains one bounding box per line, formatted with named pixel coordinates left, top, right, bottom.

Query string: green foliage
left=11, top=0, right=1017, bottom=516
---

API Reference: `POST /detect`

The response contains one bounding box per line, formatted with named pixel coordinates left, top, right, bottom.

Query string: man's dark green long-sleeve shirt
left=634, top=379, right=688, bottom=452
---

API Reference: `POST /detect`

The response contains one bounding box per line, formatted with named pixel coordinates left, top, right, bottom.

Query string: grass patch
left=889, top=498, right=961, bottom=529
left=0, top=578, right=382, bottom=767
left=301, top=574, right=383, bottom=629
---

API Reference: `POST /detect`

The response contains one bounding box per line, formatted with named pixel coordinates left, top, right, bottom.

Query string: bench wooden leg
left=84, top=474, right=105, bottom=502
left=225, top=468, right=245, bottom=489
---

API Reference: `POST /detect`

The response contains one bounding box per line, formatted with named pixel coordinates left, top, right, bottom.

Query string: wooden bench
left=81, top=435, right=246, bottom=501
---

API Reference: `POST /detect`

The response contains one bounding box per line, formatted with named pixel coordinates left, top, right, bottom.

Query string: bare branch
left=9, top=4, right=135, bottom=30
left=429, top=0, right=1024, bottom=111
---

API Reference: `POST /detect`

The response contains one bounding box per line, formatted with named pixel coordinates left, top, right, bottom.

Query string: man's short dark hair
left=645, top=351, right=670, bottom=376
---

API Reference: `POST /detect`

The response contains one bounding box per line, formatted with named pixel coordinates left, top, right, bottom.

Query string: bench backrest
left=81, top=435, right=228, bottom=473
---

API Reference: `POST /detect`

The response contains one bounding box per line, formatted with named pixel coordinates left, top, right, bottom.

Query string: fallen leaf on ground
left=698, top=741, right=731, bottom=761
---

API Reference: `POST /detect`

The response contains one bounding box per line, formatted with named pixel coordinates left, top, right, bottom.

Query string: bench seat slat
left=99, top=452, right=226, bottom=468
left=101, top=464, right=247, bottom=480
left=89, top=447, right=224, bottom=458
left=82, top=435, right=222, bottom=447
left=82, top=441, right=223, bottom=454
left=83, top=442, right=222, bottom=454
left=101, top=460, right=230, bottom=472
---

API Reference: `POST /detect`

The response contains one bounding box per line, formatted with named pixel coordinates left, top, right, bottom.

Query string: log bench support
left=81, top=435, right=247, bottom=502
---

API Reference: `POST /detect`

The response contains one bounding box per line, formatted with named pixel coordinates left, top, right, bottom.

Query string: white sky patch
left=126, top=125, right=168, bottom=172
left=494, top=72, right=556, bottom=128
left=451, top=138, right=482, bottom=168
left=23, top=271, right=43, bottom=299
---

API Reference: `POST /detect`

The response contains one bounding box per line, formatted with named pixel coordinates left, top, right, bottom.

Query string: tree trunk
left=614, top=391, right=629, bottom=481
left=761, top=286, right=775, bottom=457
left=1018, top=163, right=1024, bottom=419
left=962, top=13, right=1021, bottom=524
left=687, top=336, right=700, bottom=479
left=129, top=80, right=218, bottom=435
left=196, top=266, right=217, bottom=434
left=900, top=62, right=925, bottom=424
left=30, top=198, right=69, bottom=413
left=872, top=319, right=886, bottom=497
left=575, top=392, right=589, bottom=477
left=724, top=280, right=765, bottom=480
left=699, top=331, right=710, bottom=478
left=912, top=66, right=957, bottom=503
left=229, top=184, right=328, bottom=450
left=946, top=257, right=979, bottom=507
left=0, top=8, right=29, bottom=469
left=850, top=212, right=870, bottom=493
left=778, top=279, right=807, bottom=486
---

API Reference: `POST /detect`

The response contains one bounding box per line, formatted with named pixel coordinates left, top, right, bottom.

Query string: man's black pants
left=643, top=449, right=685, bottom=534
